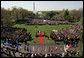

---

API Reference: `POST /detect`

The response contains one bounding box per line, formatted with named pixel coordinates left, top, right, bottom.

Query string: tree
left=62, top=9, right=69, bottom=17
left=11, top=7, right=19, bottom=20
left=62, top=9, right=74, bottom=21
left=19, top=8, right=28, bottom=19
left=1, top=7, right=35, bottom=27
left=79, top=17, right=83, bottom=24
left=40, top=11, right=49, bottom=17
left=1, top=8, right=13, bottom=27
left=46, top=11, right=59, bottom=19
left=35, top=12, right=39, bottom=18
left=64, top=15, right=73, bottom=21
left=19, top=8, right=35, bottom=19
left=11, top=7, right=35, bottom=20
left=69, top=8, right=83, bottom=21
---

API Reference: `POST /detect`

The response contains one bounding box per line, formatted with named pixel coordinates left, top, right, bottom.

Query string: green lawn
left=12, top=24, right=74, bottom=44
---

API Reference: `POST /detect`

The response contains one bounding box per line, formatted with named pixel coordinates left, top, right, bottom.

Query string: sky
left=1, top=1, right=83, bottom=11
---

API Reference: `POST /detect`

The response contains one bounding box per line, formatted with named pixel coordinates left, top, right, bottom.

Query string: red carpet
left=37, top=33, right=44, bottom=44
left=39, top=35, right=43, bottom=43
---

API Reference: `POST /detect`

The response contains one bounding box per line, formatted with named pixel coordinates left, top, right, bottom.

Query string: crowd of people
left=28, top=50, right=80, bottom=57
left=1, top=47, right=80, bottom=57
left=1, top=27, right=32, bottom=45
left=31, top=19, right=69, bottom=25
left=1, top=40, right=80, bottom=57
left=50, top=24, right=83, bottom=45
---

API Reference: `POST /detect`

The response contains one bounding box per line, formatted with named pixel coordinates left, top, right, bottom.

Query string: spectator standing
left=51, top=46, right=54, bottom=52
left=30, top=45, right=31, bottom=53
left=62, top=52, right=65, bottom=57
left=8, top=42, right=10, bottom=47
left=41, top=48, right=43, bottom=53
left=49, top=46, right=50, bottom=52
left=16, top=44, right=18, bottom=52
left=27, top=46, right=29, bottom=52
left=24, top=45, right=26, bottom=51
left=60, top=48, right=63, bottom=51
left=55, top=46, right=58, bottom=51
left=20, top=45, right=22, bottom=51
left=32, top=46, right=35, bottom=53
left=45, top=47, right=47, bottom=53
